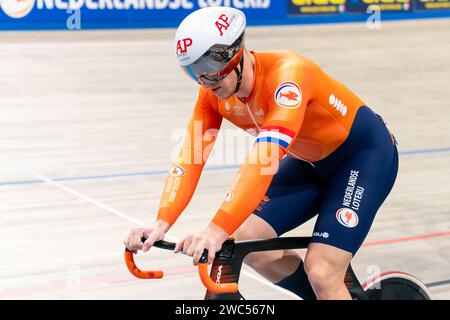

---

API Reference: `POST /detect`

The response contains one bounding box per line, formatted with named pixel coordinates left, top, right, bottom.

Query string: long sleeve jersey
left=157, top=50, right=366, bottom=235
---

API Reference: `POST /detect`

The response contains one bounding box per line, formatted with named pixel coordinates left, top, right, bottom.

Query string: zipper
left=244, top=100, right=261, bottom=131
left=243, top=99, right=316, bottom=168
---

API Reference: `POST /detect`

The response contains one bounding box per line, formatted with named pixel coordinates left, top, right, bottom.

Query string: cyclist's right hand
left=124, top=220, right=169, bottom=253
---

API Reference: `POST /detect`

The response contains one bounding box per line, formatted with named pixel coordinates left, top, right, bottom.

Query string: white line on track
left=25, top=169, right=299, bottom=299
left=26, top=169, right=150, bottom=229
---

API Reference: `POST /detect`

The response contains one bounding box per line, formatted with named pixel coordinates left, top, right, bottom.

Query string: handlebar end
left=124, top=249, right=164, bottom=279
left=198, top=263, right=239, bottom=294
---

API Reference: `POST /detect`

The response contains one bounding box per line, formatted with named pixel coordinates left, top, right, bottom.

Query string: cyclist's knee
left=304, top=244, right=351, bottom=294
left=304, top=260, right=351, bottom=299
left=304, top=260, right=337, bottom=293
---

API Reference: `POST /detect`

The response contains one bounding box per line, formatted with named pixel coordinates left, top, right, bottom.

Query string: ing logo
left=1, top=0, right=35, bottom=18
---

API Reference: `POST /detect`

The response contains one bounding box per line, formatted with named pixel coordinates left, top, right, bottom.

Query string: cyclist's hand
left=174, top=223, right=229, bottom=265
left=124, top=220, right=169, bottom=253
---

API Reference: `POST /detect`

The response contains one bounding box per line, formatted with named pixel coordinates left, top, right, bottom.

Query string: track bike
left=125, top=237, right=433, bottom=300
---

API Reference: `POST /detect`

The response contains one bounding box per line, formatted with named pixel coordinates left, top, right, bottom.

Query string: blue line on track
left=425, top=279, right=450, bottom=288
left=1, top=147, right=449, bottom=187
left=397, top=147, right=450, bottom=156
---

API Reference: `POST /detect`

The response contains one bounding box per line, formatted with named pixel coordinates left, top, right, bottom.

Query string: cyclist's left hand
left=174, top=223, right=229, bottom=265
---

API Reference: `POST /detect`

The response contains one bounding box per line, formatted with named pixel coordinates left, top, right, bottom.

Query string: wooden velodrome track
left=0, top=18, right=449, bottom=300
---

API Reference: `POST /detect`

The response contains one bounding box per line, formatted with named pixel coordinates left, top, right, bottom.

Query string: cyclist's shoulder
left=256, top=50, right=315, bottom=69
left=256, top=50, right=317, bottom=90
left=257, top=51, right=315, bottom=79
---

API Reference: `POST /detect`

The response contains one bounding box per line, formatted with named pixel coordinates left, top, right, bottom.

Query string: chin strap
left=233, top=54, right=245, bottom=94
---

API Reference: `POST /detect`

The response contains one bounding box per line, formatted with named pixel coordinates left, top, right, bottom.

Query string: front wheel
left=362, top=271, right=433, bottom=300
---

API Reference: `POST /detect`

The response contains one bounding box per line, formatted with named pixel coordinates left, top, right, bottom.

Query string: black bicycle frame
left=154, top=237, right=369, bottom=300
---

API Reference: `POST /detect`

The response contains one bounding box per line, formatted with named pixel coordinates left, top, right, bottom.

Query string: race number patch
left=336, top=208, right=359, bottom=228
left=274, top=81, right=302, bottom=109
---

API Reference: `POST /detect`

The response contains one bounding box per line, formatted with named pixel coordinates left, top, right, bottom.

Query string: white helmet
left=175, top=6, right=246, bottom=87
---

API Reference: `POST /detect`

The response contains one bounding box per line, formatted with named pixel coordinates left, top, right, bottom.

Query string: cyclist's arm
left=157, top=89, right=222, bottom=228
left=211, top=63, right=313, bottom=235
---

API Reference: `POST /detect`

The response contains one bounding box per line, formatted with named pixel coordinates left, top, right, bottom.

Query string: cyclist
left=124, top=6, right=399, bottom=300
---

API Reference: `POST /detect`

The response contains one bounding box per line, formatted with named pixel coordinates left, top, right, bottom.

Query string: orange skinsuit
left=157, top=50, right=366, bottom=235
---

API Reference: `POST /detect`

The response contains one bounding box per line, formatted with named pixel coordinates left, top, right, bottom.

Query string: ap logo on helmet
left=176, top=38, right=193, bottom=56
left=1, top=0, right=35, bottom=18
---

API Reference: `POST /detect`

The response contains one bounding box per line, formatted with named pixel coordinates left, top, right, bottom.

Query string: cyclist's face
left=201, top=70, right=237, bottom=100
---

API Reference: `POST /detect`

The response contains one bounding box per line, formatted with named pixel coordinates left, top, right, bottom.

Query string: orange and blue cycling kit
left=157, top=50, right=398, bottom=254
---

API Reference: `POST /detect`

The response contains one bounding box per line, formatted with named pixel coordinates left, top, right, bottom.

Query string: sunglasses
left=198, top=73, right=228, bottom=85
left=182, top=33, right=245, bottom=85
left=198, top=49, right=244, bottom=86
